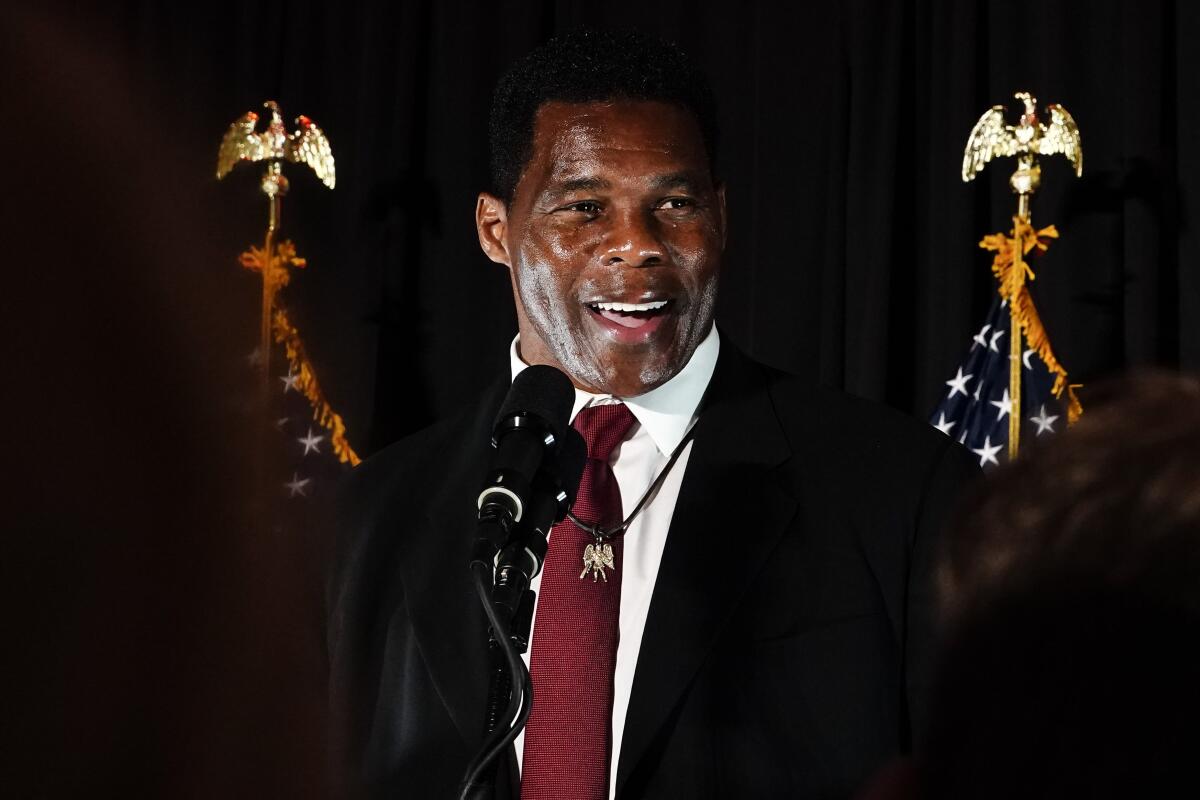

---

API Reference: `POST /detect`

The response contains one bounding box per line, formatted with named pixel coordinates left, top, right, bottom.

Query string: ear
left=476, top=192, right=511, bottom=267
left=715, top=181, right=728, bottom=250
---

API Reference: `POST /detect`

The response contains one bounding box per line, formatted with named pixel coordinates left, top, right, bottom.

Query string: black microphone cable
left=456, top=561, right=534, bottom=800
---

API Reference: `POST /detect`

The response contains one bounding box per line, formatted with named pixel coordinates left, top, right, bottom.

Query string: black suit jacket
left=328, top=343, right=979, bottom=799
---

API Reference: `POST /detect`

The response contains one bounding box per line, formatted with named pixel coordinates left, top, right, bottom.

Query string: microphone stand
left=477, top=587, right=534, bottom=788
left=458, top=494, right=555, bottom=800
left=483, top=587, right=534, bottom=736
left=457, top=559, right=530, bottom=800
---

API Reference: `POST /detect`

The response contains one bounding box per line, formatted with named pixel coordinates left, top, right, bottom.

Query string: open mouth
left=585, top=299, right=672, bottom=329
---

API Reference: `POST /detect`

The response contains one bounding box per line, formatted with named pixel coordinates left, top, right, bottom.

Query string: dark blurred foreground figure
left=912, top=372, right=1200, bottom=799
left=2, top=7, right=332, bottom=797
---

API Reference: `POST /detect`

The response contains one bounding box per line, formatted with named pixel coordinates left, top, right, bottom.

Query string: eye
left=562, top=201, right=602, bottom=216
left=657, top=197, right=696, bottom=211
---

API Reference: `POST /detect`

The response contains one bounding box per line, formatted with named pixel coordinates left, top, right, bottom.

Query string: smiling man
left=329, top=30, right=979, bottom=800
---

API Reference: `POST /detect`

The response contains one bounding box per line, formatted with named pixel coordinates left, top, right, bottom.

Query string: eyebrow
left=544, top=172, right=701, bottom=198
left=549, top=176, right=610, bottom=195
left=648, top=171, right=700, bottom=191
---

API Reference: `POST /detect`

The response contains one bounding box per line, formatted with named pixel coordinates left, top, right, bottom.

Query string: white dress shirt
left=510, top=326, right=720, bottom=798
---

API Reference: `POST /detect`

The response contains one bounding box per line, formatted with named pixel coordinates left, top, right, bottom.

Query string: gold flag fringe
left=240, top=239, right=306, bottom=288
left=979, top=217, right=1082, bottom=424
left=243, top=239, right=360, bottom=466
left=272, top=307, right=361, bottom=466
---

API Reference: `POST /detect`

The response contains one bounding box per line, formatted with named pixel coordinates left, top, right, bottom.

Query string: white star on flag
left=988, top=329, right=1006, bottom=352
left=1030, top=405, right=1059, bottom=435
left=285, top=472, right=312, bottom=498
left=932, top=412, right=956, bottom=436
left=972, top=381, right=982, bottom=402
left=971, top=435, right=1003, bottom=467
left=972, top=324, right=992, bottom=349
left=1022, top=349, right=1035, bottom=369
left=989, top=388, right=1012, bottom=421
left=945, top=368, right=973, bottom=398
left=298, top=426, right=326, bottom=456
left=280, top=370, right=300, bottom=393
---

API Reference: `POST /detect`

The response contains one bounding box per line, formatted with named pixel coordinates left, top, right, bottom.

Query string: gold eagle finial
left=216, top=100, right=335, bottom=189
left=962, top=92, right=1082, bottom=195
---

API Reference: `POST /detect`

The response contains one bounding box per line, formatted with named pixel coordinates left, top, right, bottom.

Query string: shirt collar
left=508, top=325, right=720, bottom=456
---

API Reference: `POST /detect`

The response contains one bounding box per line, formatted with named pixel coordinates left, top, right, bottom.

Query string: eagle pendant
left=580, top=541, right=615, bottom=582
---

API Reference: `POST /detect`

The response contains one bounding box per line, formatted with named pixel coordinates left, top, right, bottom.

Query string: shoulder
left=751, top=359, right=979, bottom=500
left=769, top=371, right=947, bottom=459
left=330, top=387, right=498, bottom=599
left=329, top=411, right=465, bottom=591
left=338, top=412, right=466, bottom=523
left=337, top=380, right=505, bottom=529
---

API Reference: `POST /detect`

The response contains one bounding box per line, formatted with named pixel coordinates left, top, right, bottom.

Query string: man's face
left=477, top=100, right=726, bottom=397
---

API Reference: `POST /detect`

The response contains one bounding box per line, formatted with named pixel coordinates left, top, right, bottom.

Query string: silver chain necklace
left=570, top=424, right=697, bottom=582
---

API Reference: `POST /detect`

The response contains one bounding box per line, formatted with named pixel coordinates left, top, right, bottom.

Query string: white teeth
left=592, top=300, right=669, bottom=312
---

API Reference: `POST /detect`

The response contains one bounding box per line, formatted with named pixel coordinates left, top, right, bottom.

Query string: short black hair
left=488, top=29, right=719, bottom=203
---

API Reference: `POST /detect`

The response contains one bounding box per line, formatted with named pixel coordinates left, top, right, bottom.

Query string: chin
left=592, top=357, right=681, bottom=397
left=537, top=320, right=693, bottom=396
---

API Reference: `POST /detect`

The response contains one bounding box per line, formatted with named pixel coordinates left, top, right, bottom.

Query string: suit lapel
left=396, top=378, right=507, bottom=749
left=616, top=346, right=800, bottom=792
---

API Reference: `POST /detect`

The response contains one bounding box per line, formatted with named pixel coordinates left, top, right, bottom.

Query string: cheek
left=515, top=260, right=568, bottom=324
left=663, top=214, right=722, bottom=266
left=541, top=222, right=607, bottom=270
left=513, top=224, right=600, bottom=304
left=669, top=233, right=722, bottom=299
left=512, top=255, right=582, bottom=341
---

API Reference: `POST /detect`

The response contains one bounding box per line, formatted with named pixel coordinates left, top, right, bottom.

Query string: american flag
left=930, top=297, right=1066, bottom=468
left=272, top=363, right=349, bottom=505
left=246, top=306, right=360, bottom=523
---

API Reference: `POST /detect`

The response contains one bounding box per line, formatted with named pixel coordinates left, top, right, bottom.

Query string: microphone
left=474, top=365, right=584, bottom=564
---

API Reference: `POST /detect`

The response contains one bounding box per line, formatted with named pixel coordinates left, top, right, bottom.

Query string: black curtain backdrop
left=92, top=1, right=1200, bottom=454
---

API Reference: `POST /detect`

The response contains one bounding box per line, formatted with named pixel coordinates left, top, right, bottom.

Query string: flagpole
left=1008, top=197, right=1028, bottom=460
left=260, top=162, right=288, bottom=412
left=261, top=189, right=276, bottom=405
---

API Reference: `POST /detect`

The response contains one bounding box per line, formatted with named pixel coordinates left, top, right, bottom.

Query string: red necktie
left=521, top=403, right=637, bottom=800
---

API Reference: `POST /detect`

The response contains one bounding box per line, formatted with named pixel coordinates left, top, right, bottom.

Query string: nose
left=601, top=209, right=665, bottom=268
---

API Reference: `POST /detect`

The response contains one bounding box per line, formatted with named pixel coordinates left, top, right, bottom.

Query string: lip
left=582, top=299, right=675, bottom=344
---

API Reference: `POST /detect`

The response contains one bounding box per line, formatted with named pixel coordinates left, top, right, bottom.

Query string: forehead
left=522, top=100, right=710, bottom=192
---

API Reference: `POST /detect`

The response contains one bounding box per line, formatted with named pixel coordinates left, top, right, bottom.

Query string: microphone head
left=485, top=364, right=585, bottom=527
left=494, top=364, right=576, bottom=440
left=494, top=365, right=586, bottom=518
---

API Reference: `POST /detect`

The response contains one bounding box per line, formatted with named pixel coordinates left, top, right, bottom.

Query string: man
left=329, top=30, right=978, bottom=800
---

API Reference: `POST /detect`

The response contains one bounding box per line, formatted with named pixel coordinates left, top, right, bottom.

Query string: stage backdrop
left=111, top=0, right=1200, bottom=455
